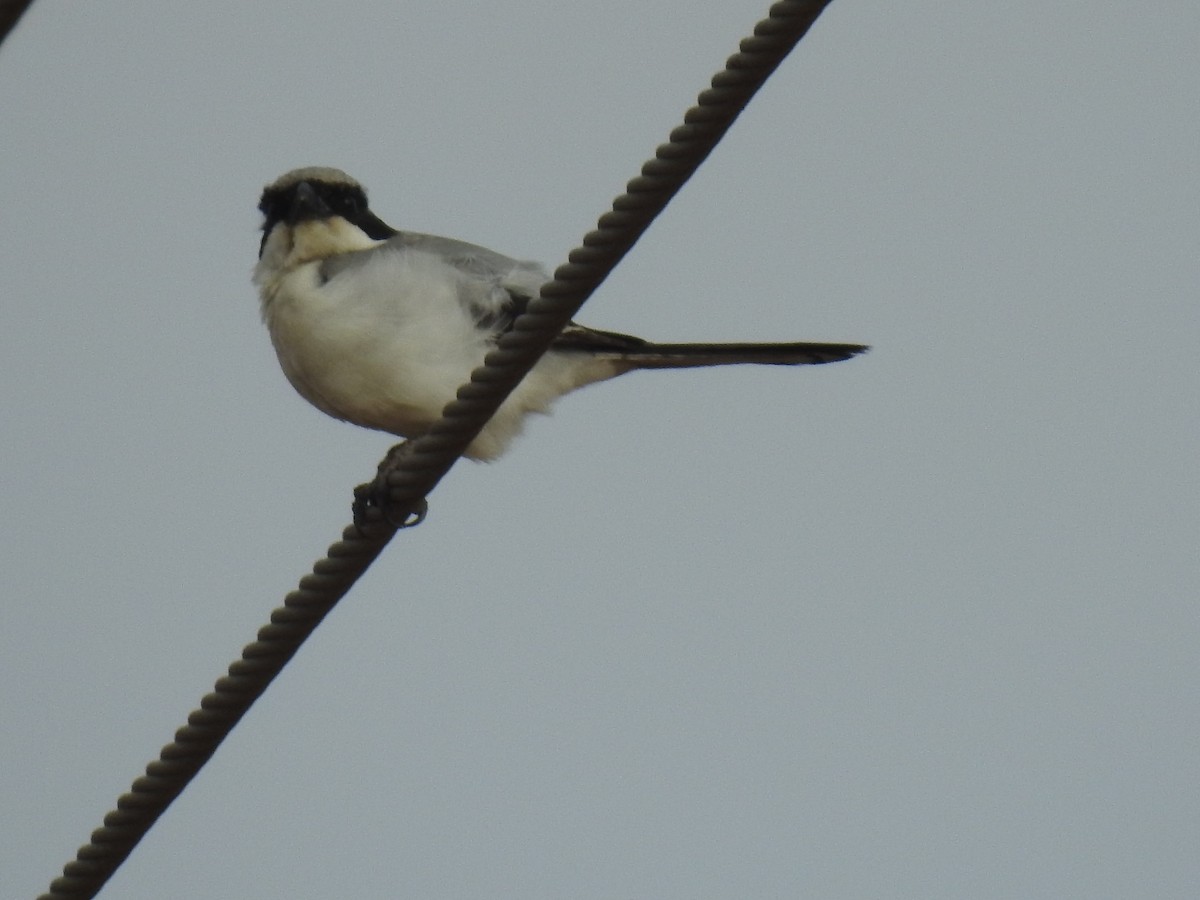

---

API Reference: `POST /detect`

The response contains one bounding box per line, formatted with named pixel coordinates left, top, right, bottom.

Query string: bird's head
left=256, top=167, right=398, bottom=263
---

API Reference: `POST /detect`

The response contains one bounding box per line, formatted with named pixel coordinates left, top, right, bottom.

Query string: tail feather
left=552, top=323, right=867, bottom=368
left=621, top=341, right=868, bottom=368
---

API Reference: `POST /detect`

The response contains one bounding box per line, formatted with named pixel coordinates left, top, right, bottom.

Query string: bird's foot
left=351, top=483, right=427, bottom=531
left=351, top=441, right=429, bottom=532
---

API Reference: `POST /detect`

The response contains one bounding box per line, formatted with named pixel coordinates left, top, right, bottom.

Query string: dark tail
left=553, top=323, right=868, bottom=368
left=618, top=341, right=868, bottom=368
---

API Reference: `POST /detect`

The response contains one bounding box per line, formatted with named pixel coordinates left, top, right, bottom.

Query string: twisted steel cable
left=38, top=2, right=835, bottom=897
left=0, top=0, right=38, bottom=49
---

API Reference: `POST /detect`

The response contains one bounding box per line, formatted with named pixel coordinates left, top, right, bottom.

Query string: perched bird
left=254, top=167, right=867, bottom=461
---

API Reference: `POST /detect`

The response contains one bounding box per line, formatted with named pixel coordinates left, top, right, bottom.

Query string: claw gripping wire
left=37, top=3, right=835, bottom=897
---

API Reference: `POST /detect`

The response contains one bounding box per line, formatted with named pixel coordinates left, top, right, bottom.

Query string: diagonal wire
left=0, top=0, right=38, bottom=50
left=37, top=2, right=835, bottom=897
left=370, top=0, right=836, bottom=510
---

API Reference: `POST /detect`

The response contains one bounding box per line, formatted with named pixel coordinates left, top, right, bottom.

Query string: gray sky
left=2, top=2, right=1197, bottom=898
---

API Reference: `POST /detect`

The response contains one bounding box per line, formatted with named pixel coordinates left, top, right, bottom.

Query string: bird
left=254, top=167, right=867, bottom=461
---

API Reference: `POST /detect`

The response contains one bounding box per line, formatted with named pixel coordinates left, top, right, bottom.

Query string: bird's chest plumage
left=260, top=253, right=492, bottom=435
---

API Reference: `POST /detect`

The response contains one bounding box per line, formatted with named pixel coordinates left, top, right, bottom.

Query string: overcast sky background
left=1, top=2, right=1197, bottom=898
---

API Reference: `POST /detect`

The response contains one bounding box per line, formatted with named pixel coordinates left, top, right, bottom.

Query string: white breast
left=257, top=229, right=624, bottom=460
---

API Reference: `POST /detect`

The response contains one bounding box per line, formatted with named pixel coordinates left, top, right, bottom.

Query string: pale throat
left=255, top=218, right=380, bottom=314
left=286, top=217, right=380, bottom=267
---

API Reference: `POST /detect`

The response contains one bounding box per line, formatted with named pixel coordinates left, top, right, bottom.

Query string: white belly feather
left=258, top=247, right=620, bottom=460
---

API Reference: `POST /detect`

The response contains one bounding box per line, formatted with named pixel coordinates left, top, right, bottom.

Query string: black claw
left=351, top=482, right=379, bottom=534
left=389, top=498, right=428, bottom=529
left=351, top=481, right=428, bottom=532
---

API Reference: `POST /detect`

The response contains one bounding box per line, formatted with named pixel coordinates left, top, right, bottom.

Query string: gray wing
left=384, top=235, right=656, bottom=354
left=386, top=232, right=532, bottom=280
left=320, top=230, right=548, bottom=335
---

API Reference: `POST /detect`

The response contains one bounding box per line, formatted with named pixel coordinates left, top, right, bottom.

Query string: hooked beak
left=289, top=181, right=331, bottom=223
